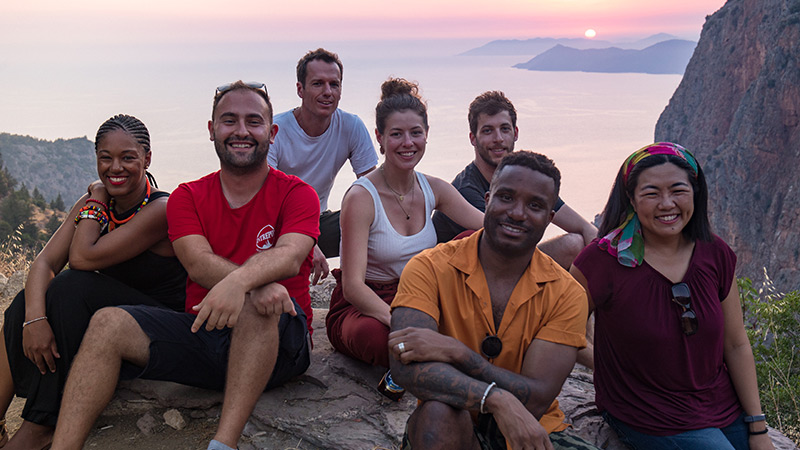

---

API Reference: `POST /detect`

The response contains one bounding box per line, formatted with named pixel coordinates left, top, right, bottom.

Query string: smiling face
left=631, top=162, right=694, bottom=243
left=482, top=164, right=555, bottom=258
left=297, top=59, right=342, bottom=119
left=96, top=129, right=150, bottom=198
left=470, top=111, right=518, bottom=169
left=375, top=110, right=427, bottom=171
left=209, top=89, right=276, bottom=172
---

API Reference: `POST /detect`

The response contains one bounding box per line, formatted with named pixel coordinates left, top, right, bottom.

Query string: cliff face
left=655, top=0, right=800, bottom=291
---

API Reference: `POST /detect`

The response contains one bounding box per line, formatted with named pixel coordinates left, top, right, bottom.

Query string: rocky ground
left=0, top=273, right=797, bottom=449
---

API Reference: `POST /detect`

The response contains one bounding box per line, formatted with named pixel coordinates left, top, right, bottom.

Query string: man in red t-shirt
left=51, top=82, right=319, bottom=450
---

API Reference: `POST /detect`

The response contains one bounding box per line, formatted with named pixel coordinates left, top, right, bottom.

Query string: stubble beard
left=215, top=138, right=269, bottom=174
left=477, top=141, right=515, bottom=169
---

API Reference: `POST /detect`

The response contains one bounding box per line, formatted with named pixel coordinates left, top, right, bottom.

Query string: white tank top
left=352, top=172, right=437, bottom=282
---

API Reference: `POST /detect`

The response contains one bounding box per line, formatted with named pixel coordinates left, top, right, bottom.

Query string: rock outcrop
left=655, top=0, right=800, bottom=291
left=110, top=280, right=797, bottom=449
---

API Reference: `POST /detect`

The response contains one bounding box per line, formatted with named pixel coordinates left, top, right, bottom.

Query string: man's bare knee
left=538, top=232, right=586, bottom=270
left=82, top=307, right=150, bottom=365
left=408, top=401, right=478, bottom=450
left=236, top=299, right=280, bottom=335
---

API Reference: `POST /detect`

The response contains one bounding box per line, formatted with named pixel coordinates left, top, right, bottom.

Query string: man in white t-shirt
left=269, top=48, right=378, bottom=282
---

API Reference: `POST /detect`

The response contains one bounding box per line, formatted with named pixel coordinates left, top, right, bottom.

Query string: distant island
left=514, top=40, right=697, bottom=75
left=461, top=34, right=696, bottom=75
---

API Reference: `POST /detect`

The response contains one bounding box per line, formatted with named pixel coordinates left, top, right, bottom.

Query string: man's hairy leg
left=51, top=308, right=150, bottom=450
left=212, top=298, right=279, bottom=447
left=407, top=401, right=481, bottom=450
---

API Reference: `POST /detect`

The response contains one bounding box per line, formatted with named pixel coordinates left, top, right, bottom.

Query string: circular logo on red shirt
left=256, top=225, right=275, bottom=251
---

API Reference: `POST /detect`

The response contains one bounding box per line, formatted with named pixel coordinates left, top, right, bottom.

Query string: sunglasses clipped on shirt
left=671, top=282, right=698, bottom=336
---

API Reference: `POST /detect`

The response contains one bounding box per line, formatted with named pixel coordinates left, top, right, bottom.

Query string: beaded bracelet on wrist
left=74, top=208, right=109, bottom=227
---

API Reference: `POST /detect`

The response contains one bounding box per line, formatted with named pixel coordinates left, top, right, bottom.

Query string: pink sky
left=1, top=0, right=727, bottom=45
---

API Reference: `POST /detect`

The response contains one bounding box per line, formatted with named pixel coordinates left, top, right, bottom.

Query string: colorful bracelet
left=23, top=316, right=47, bottom=328
left=74, top=208, right=109, bottom=227
left=480, top=382, right=497, bottom=414
left=85, top=198, right=108, bottom=210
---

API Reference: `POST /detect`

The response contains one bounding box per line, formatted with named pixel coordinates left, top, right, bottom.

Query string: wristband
left=748, top=428, right=768, bottom=435
left=23, top=316, right=47, bottom=328
left=480, top=382, right=497, bottom=414
left=744, top=414, right=766, bottom=423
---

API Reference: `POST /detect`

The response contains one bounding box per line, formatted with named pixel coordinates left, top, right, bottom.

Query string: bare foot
left=5, top=420, right=52, bottom=450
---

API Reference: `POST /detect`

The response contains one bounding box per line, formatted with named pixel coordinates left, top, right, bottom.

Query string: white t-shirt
left=268, top=109, right=378, bottom=211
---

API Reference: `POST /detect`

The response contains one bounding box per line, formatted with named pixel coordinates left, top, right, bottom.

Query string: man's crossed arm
left=388, top=306, right=577, bottom=449
left=173, top=232, right=315, bottom=332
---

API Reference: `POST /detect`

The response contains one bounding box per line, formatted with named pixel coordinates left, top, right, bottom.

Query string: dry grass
left=0, top=227, right=34, bottom=278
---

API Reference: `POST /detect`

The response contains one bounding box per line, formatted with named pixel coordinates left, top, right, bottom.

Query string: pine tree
left=32, top=187, right=47, bottom=209
left=50, top=193, right=65, bottom=212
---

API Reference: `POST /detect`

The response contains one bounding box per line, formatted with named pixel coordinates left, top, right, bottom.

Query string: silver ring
left=398, top=342, right=406, bottom=353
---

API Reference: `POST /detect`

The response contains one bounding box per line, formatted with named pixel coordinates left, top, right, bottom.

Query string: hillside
left=0, top=133, right=96, bottom=205
left=655, top=0, right=800, bottom=292
left=513, top=39, right=697, bottom=74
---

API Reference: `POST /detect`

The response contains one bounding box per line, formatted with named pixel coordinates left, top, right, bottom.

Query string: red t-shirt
left=167, top=169, right=320, bottom=331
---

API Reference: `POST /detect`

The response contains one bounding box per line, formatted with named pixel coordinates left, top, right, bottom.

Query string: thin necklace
left=108, top=180, right=151, bottom=231
left=380, top=166, right=415, bottom=220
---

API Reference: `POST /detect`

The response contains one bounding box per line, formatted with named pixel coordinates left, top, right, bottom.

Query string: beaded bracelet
left=85, top=198, right=108, bottom=210
left=74, top=208, right=109, bottom=227
left=23, top=316, right=47, bottom=328
left=480, top=382, right=497, bottom=414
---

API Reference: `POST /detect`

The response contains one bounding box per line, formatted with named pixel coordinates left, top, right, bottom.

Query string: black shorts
left=318, top=209, right=341, bottom=258
left=118, top=300, right=310, bottom=391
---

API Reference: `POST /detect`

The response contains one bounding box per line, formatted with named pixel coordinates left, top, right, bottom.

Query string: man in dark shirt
left=432, top=91, right=596, bottom=269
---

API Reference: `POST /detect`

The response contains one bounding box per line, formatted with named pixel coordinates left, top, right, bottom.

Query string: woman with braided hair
left=0, top=114, right=186, bottom=449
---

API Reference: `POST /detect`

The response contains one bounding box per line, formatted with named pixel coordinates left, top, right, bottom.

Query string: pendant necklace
left=380, top=166, right=415, bottom=220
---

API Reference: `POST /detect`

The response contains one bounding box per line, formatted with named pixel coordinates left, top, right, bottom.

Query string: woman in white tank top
left=326, top=78, right=483, bottom=399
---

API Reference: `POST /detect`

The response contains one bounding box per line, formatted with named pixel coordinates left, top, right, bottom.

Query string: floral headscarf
left=598, top=142, right=699, bottom=267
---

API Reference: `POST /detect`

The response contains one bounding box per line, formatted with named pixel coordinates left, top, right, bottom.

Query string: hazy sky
left=2, top=0, right=726, bottom=45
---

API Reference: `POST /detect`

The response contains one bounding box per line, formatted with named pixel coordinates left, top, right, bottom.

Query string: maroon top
left=574, top=236, right=742, bottom=435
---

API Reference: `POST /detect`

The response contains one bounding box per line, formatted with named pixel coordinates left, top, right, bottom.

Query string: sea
left=0, top=38, right=684, bottom=239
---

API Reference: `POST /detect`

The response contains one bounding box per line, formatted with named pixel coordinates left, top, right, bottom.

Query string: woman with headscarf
left=570, top=143, right=773, bottom=450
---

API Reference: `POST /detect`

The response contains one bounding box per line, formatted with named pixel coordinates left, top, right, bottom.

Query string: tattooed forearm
left=390, top=307, right=563, bottom=419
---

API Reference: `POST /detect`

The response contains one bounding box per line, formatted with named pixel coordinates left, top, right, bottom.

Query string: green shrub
left=739, top=274, right=800, bottom=445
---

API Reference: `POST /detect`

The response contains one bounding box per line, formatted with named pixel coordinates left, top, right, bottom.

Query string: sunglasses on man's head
left=215, top=81, right=268, bottom=97
left=671, top=282, right=698, bottom=336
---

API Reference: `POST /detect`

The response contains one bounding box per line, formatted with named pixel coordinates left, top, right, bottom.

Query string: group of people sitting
left=0, top=47, right=773, bottom=450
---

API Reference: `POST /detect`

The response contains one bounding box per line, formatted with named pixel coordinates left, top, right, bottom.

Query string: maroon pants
left=325, top=269, right=397, bottom=368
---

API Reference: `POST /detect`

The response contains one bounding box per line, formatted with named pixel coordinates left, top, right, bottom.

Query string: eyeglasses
left=671, top=282, right=697, bottom=336
left=481, top=333, right=502, bottom=359
left=215, top=81, right=269, bottom=97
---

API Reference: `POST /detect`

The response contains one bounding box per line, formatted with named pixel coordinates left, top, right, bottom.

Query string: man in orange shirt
left=388, top=151, right=598, bottom=450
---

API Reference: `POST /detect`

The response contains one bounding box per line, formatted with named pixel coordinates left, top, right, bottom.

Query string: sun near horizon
left=584, top=28, right=597, bottom=38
